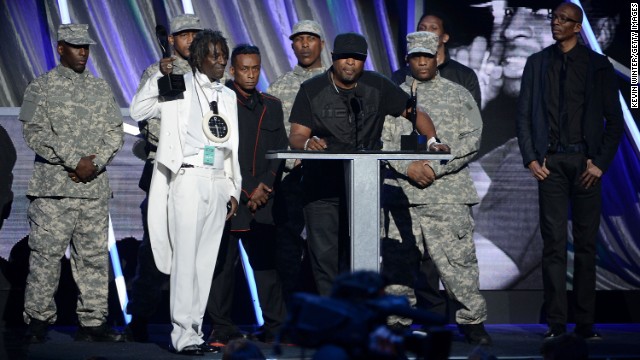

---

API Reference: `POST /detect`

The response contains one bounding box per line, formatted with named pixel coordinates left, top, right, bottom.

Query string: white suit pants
left=168, top=167, right=229, bottom=351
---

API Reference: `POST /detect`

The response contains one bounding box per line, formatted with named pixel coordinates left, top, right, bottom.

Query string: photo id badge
left=203, top=145, right=215, bottom=166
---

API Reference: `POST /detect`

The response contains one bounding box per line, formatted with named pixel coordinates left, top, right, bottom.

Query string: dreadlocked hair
left=188, top=29, right=229, bottom=73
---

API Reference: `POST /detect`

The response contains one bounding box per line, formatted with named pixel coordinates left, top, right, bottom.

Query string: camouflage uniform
left=381, top=54, right=486, bottom=325
left=268, top=66, right=325, bottom=299
left=19, top=52, right=124, bottom=327
left=267, top=20, right=326, bottom=301
left=267, top=64, right=325, bottom=141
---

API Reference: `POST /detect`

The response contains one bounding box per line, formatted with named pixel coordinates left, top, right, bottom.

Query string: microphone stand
left=401, top=80, right=427, bottom=151
left=350, top=93, right=365, bottom=151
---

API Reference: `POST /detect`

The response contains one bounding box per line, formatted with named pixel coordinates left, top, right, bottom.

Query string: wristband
left=304, top=138, right=311, bottom=150
left=427, top=137, right=438, bottom=148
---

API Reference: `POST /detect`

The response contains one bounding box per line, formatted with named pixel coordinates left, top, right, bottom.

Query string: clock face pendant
left=202, top=110, right=231, bottom=143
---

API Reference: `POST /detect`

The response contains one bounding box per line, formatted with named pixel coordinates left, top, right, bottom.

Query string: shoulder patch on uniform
left=19, top=88, right=43, bottom=122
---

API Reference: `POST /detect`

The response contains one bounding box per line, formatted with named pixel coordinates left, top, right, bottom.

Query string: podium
left=266, top=150, right=453, bottom=272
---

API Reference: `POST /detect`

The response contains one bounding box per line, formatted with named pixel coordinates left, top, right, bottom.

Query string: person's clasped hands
left=247, top=183, right=272, bottom=212
left=68, top=154, right=98, bottom=183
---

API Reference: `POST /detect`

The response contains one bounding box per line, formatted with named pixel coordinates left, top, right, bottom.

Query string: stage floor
left=3, top=323, right=640, bottom=359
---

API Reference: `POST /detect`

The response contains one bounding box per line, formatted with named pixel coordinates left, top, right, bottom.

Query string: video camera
left=278, top=271, right=452, bottom=359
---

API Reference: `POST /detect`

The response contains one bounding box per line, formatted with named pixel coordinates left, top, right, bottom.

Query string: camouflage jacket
left=267, top=64, right=325, bottom=170
left=136, top=56, right=192, bottom=159
left=382, top=75, right=482, bottom=205
left=267, top=64, right=326, bottom=134
left=19, top=65, right=124, bottom=198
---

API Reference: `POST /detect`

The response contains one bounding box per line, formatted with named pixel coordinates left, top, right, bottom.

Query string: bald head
left=556, top=2, right=584, bottom=23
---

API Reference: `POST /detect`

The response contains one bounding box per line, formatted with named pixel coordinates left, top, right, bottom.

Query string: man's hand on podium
left=304, top=136, right=328, bottom=151
left=428, top=142, right=450, bottom=152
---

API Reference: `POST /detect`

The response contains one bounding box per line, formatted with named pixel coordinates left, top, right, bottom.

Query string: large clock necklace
left=202, top=100, right=230, bottom=143
left=196, top=76, right=231, bottom=143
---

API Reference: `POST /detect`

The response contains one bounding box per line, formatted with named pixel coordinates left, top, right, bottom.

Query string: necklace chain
left=330, top=71, right=357, bottom=94
left=330, top=72, right=339, bottom=93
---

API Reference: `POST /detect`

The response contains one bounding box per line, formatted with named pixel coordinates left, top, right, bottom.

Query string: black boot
left=458, top=323, right=492, bottom=345
left=124, top=317, right=149, bottom=342
left=24, top=318, right=49, bottom=344
left=75, top=323, right=124, bottom=342
left=206, top=326, right=252, bottom=346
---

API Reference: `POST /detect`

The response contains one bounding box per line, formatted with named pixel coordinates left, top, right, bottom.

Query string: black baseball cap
left=332, top=32, right=367, bottom=61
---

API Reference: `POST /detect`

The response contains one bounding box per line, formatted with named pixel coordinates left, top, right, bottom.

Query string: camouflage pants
left=382, top=204, right=487, bottom=325
left=382, top=205, right=422, bottom=327
left=24, top=197, right=110, bottom=327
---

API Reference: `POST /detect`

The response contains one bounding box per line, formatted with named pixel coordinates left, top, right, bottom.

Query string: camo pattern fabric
left=267, top=65, right=325, bottom=170
left=23, top=197, right=110, bottom=326
left=381, top=74, right=486, bottom=326
left=267, top=64, right=326, bottom=130
left=19, top=63, right=122, bottom=326
left=382, top=203, right=422, bottom=327
left=382, top=75, right=482, bottom=206
left=19, top=65, right=123, bottom=198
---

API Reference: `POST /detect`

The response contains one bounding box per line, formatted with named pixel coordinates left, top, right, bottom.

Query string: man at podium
left=288, top=32, right=447, bottom=296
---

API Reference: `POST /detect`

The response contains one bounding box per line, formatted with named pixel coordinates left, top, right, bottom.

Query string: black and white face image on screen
left=427, top=0, right=627, bottom=290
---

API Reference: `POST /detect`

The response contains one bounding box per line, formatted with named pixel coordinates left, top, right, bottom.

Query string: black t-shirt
left=290, top=69, right=408, bottom=150
left=289, top=69, right=409, bottom=201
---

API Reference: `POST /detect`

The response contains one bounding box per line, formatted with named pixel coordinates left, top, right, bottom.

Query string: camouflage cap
left=170, top=14, right=203, bottom=34
left=406, top=31, right=438, bottom=56
left=289, top=20, right=323, bottom=40
left=57, top=24, right=96, bottom=45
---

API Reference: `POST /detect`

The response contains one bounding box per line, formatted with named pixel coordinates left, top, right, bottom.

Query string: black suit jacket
left=226, top=81, right=288, bottom=230
left=516, top=44, right=624, bottom=173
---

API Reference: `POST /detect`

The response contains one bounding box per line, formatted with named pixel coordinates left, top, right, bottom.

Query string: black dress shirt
left=545, top=44, right=589, bottom=146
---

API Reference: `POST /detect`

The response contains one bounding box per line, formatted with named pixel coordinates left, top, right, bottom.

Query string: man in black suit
left=206, top=44, right=288, bottom=345
left=516, top=2, right=623, bottom=341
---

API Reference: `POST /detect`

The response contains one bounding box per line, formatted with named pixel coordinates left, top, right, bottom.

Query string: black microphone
left=400, top=80, right=427, bottom=151
left=409, top=94, right=418, bottom=133
left=155, top=25, right=170, bottom=58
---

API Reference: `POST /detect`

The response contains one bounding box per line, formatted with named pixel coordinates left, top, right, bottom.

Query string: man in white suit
left=130, top=29, right=241, bottom=356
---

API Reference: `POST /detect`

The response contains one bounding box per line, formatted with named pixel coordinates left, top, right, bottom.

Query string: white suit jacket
left=130, top=70, right=241, bottom=274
